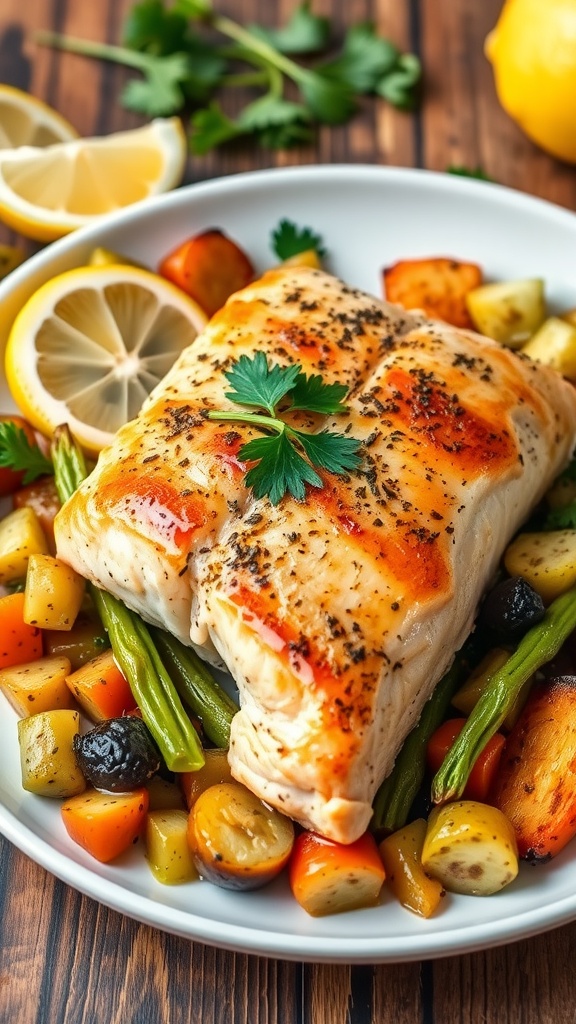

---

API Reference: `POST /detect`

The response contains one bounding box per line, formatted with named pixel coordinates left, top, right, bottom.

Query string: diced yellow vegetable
left=18, top=709, right=86, bottom=797
left=521, top=317, right=576, bottom=379
left=281, top=248, right=322, bottom=269
left=466, top=278, right=545, bottom=347
left=379, top=818, right=444, bottom=918
left=421, top=801, right=519, bottom=896
left=452, top=647, right=532, bottom=730
left=180, top=747, right=234, bottom=809
left=23, top=553, right=85, bottom=630
left=504, top=530, right=576, bottom=604
left=146, top=809, right=198, bottom=884
left=0, top=507, right=49, bottom=585
left=147, top=776, right=186, bottom=811
left=0, top=653, right=75, bottom=717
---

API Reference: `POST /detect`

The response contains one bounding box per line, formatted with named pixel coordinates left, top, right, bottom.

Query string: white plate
left=2, top=165, right=576, bottom=963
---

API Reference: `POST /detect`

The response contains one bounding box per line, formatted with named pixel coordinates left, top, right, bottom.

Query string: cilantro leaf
left=257, top=119, right=314, bottom=149
left=296, top=430, right=363, bottom=474
left=238, top=95, right=310, bottom=133
left=241, top=432, right=322, bottom=504
left=121, top=52, right=193, bottom=116
left=223, top=352, right=302, bottom=415
left=123, top=0, right=192, bottom=54
left=250, top=2, right=330, bottom=55
left=298, top=71, right=357, bottom=124
left=318, top=23, right=398, bottom=93
left=173, top=0, right=213, bottom=18
left=447, top=166, right=495, bottom=183
left=190, top=102, right=243, bottom=153
left=289, top=373, right=348, bottom=414
left=0, top=423, right=53, bottom=485
left=271, top=219, right=326, bottom=261
left=377, top=53, right=422, bottom=111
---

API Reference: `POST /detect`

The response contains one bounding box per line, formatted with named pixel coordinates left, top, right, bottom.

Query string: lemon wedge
left=0, top=84, right=78, bottom=149
left=0, top=118, right=187, bottom=241
left=5, top=264, right=207, bottom=453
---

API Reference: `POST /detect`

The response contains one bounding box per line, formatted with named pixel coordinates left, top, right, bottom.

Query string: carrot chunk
left=289, top=831, right=385, bottom=916
left=0, top=592, right=43, bottom=668
left=383, top=257, right=483, bottom=328
left=61, top=787, right=149, bottom=863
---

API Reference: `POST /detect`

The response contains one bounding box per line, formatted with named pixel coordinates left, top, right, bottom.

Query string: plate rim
left=2, top=162, right=576, bottom=963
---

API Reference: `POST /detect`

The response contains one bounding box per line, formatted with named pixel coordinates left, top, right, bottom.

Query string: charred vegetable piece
left=379, top=818, right=444, bottom=918
left=289, top=831, right=386, bottom=917
left=18, top=709, right=85, bottom=798
left=421, top=801, right=519, bottom=896
left=492, top=676, right=576, bottom=862
left=382, top=256, right=482, bottom=328
left=61, top=787, right=149, bottom=863
left=478, top=576, right=545, bottom=642
left=158, top=229, right=255, bottom=318
left=188, top=782, right=294, bottom=891
left=73, top=716, right=161, bottom=792
left=146, top=809, right=198, bottom=884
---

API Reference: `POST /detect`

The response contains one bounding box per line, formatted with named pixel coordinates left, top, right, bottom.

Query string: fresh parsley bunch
left=36, top=0, right=421, bottom=154
left=208, top=352, right=363, bottom=504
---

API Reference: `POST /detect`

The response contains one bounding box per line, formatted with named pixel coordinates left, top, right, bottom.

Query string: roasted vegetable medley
left=2, top=227, right=576, bottom=919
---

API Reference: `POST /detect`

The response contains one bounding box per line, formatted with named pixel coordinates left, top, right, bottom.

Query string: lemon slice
left=0, top=84, right=78, bottom=149
left=0, top=118, right=187, bottom=241
left=5, top=264, right=208, bottom=453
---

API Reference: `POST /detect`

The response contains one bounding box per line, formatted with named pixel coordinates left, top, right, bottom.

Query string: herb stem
left=210, top=14, right=308, bottom=86
left=34, top=30, right=152, bottom=71
left=207, top=409, right=286, bottom=434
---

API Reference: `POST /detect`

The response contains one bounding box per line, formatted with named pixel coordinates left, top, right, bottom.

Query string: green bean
left=371, top=642, right=477, bottom=834
left=151, top=627, right=238, bottom=749
left=432, top=585, right=576, bottom=804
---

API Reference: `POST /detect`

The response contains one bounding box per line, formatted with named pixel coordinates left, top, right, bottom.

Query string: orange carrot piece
left=159, top=229, right=254, bottom=318
left=0, top=592, right=43, bottom=669
left=383, top=257, right=483, bottom=328
left=492, top=676, right=576, bottom=861
left=427, top=718, right=506, bottom=803
left=65, top=648, right=137, bottom=722
left=61, top=787, right=149, bottom=863
left=288, top=831, right=385, bottom=916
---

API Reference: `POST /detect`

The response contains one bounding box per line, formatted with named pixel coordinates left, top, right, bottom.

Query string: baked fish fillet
left=55, top=266, right=422, bottom=657
left=55, top=267, right=576, bottom=843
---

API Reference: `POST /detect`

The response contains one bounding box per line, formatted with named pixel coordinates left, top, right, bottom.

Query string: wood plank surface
left=1, top=1, right=576, bottom=1022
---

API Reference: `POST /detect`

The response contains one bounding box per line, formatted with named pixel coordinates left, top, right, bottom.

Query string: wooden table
left=1, top=1, right=576, bottom=1021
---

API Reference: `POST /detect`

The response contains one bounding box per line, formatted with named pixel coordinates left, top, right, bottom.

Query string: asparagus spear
left=51, top=425, right=205, bottom=773
left=432, top=584, right=576, bottom=803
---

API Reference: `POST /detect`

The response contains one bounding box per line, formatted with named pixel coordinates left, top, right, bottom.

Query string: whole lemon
left=486, top=0, right=576, bottom=164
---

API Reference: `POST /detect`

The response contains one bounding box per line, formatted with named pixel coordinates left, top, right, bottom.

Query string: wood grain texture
left=1, top=1, right=576, bottom=1022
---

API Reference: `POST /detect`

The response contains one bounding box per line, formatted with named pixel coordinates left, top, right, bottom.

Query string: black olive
left=479, top=576, right=545, bottom=642
left=73, top=717, right=161, bottom=792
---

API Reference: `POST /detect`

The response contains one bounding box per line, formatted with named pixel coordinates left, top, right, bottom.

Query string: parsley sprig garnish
left=271, top=219, right=326, bottom=261
left=0, top=422, right=53, bottom=484
left=35, top=0, right=421, bottom=153
left=208, top=352, right=362, bottom=504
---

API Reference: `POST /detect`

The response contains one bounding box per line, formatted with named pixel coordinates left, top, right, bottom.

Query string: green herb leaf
left=0, top=422, right=53, bottom=485
left=318, top=23, right=398, bottom=93
left=123, top=0, right=192, bottom=54
left=295, top=429, right=362, bottom=473
left=190, top=102, right=243, bottom=153
left=377, top=53, right=422, bottom=111
left=224, top=352, right=302, bottom=415
left=544, top=501, right=576, bottom=530
left=271, top=219, right=326, bottom=261
left=241, top=431, right=323, bottom=504
left=299, top=70, right=356, bottom=124
left=447, top=165, right=495, bottom=182
left=121, top=52, right=193, bottom=116
left=288, top=373, right=348, bottom=414
left=173, top=0, right=213, bottom=19
left=238, top=94, right=310, bottom=132
left=249, top=1, right=330, bottom=55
